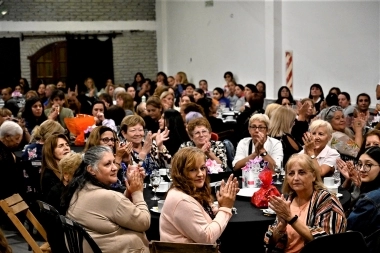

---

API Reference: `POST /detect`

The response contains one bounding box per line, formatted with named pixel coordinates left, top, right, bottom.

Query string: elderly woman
left=40, top=133, right=71, bottom=200
left=91, top=101, right=117, bottom=132
left=233, top=114, right=283, bottom=172
left=180, top=117, right=228, bottom=171
left=0, top=121, right=23, bottom=200
left=84, top=126, right=132, bottom=188
left=160, top=147, right=239, bottom=244
left=22, top=97, right=47, bottom=133
left=63, top=146, right=150, bottom=253
left=299, top=120, right=340, bottom=177
left=264, top=154, right=346, bottom=252
left=323, top=105, right=363, bottom=161
left=120, top=115, right=170, bottom=176
left=269, top=106, right=302, bottom=166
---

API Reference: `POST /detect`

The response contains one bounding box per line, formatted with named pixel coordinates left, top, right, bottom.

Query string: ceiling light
left=1, top=9, right=7, bottom=16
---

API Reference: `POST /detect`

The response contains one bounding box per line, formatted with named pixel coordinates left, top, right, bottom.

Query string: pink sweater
left=159, top=188, right=232, bottom=244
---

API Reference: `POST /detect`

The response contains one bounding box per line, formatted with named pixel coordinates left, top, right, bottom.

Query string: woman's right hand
left=141, top=131, right=153, bottom=154
left=48, top=106, right=59, bottom=120
left=302, top=132, right=316, bottom=155
left=217, top=174, right=239, bottom=209
left=125, top=169, right=144, bottom=194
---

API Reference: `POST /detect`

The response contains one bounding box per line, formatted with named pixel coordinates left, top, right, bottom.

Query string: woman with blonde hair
left=264, top=103, right=282, bottom=119
left=269, top=106, right=302, bottom=165
left=160, top=147, right=239, bottom=244
left=264, top=154, right=346, bottom=252
left=160, top=91, right=174, bottom=110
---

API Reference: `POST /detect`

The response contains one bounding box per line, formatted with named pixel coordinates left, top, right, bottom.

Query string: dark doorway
left=0, top=38, right=21, bottom=89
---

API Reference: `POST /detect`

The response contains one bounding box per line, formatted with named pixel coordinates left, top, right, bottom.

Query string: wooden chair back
left=149, top=240, right=218, bottom=253
left=0, top=194, right=50, bottom=253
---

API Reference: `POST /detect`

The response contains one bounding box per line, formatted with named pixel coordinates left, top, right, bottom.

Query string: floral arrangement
left=205, top=158, right=223, bottom=174
left=242, top=156, right=268, bottom=172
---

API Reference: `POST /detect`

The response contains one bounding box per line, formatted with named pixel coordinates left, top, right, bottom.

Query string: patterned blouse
left=264, top=189, right=347, bottom=252
left=329, top=131, right=359, bottom=160
left=179, top=140, right=228, bottom=171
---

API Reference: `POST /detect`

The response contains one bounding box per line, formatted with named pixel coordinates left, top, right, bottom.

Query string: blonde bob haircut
left=264, top=103, right=282, bottom=119
left=309, top=119, right=333, bottom=137
left=59, top=152, right=83, bottom=181
left=268, top=106, right=296, bottom=137
left=249, top=113, right=270, bottom=128
left=169, top=147, right=211, bottom=206
left=282, top=154, right=326, bottom=195
left=120, top=115, right=145, bottom=133
left=32, top=119, right=65, bottom=142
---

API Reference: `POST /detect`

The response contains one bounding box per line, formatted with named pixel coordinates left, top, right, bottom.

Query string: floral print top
left=329, top=131, right=359, bottom=159
left=179, top=140, right=228, bottom=171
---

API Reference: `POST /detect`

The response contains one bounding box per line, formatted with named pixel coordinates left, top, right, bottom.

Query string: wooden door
left=29, top=41, right=67, bottom=89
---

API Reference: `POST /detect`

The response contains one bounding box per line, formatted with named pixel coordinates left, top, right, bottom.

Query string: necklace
left=296, top=198, right=309, bottom=216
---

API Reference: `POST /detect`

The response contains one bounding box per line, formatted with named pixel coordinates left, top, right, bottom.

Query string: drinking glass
left=274, top=166, right=282, bottom=185
left=150, top=170, right=161, bottom=200
left=166, top=165, right=172, bottom=181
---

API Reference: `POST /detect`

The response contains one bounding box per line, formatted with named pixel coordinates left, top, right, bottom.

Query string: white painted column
left=156, top=0, right=168, bottom=73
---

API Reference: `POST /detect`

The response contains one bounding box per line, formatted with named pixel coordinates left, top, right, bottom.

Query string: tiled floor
left=3, top=228, right=44, bottom=253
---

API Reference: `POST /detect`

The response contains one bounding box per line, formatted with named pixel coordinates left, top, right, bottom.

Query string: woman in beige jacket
left=63, top=145, right=150, bottom=253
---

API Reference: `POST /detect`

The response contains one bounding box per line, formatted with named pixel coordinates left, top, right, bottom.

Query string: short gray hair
left=84, top=145, right=113, bottom=172
left=0, top=121, right=23, bottom=138
left=249, top=113, right=270, bottom=128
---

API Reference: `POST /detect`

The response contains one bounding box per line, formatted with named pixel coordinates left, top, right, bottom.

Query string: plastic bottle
left=141, top=95, right=146, bottom=103
left=333, top=167, right=341, bottom=186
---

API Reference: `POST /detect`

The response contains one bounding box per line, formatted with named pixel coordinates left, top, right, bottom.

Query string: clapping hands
left=336, top=158, right=361, bottom=187
left=217, top=174, right=239, bottom=209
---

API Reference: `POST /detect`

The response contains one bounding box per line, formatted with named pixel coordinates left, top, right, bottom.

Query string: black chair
left=300, top=231, right=369, bottom=253
left=37, top=200, right=68, bottom=253
left=59, top=215, right=102, bottom=253
left=365, top=228, right=380, bottom=253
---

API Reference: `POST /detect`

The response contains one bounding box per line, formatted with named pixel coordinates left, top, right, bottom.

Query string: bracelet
left=288, top=215, right=298, bottom=225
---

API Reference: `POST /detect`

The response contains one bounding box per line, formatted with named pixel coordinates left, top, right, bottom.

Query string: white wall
left=161, top=0, right=266, bottom=88
left=159, top=0, right=380, bottom=104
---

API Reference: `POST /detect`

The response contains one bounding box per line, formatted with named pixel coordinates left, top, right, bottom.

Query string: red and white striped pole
left=285, top=51, right=293, bottom=92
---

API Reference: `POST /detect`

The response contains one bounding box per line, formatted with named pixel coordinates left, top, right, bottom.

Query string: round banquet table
left=144, top=173, right=351, bottom=253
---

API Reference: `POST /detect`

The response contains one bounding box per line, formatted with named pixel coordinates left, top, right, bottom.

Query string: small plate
left=336, top=193, right=343, bottom=198
left=150, top=207, right=161, bottom=213
left=236, top=188, right=260, bottom=197
left=263, top=209, right=276, bottom=215
left=210, top=181, right=221, bottom=187
left=155, top=189, right=168, bottom=193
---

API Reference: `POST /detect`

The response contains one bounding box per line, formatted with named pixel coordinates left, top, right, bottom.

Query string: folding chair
left=0, top=194, right=50, bottom=253
left=149, top=240, right=218, bottom=253
left=300, top=231, right=369, bottom=253
left=59, top=215, right=102, bottom=253
left=37, top=200, right=68, bottom=253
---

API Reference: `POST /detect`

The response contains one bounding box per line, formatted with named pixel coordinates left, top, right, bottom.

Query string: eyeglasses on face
left=193, top=130, right=209, bottom=137
left=249, top=125, right=267, bottom=131
left=101, top=137, right=116, bottom=143
left=355, top=162, right=380, bottom=172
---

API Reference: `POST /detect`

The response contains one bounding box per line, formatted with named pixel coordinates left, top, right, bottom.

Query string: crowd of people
left=0, top=72, right=380, bottom=252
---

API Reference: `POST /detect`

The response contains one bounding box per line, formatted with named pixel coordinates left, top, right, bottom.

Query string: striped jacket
left=264, top=189, right=347, bottom=252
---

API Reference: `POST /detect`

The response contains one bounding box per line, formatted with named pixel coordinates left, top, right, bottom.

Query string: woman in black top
left=308, top=83, right=325, bottom=115
left=22, top=97, right=47, bottom=133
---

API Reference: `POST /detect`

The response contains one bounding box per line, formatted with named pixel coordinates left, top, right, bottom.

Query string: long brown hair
left=170, top=147, right=212, bottom=206
left=84, top=126, right=117, bottom=153
left=0, top=229, right=12, bottom=253
left=41, top=133, right=70, bottom=180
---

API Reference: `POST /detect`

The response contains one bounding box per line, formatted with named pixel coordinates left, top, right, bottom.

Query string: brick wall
left=3, top=0, right=155, bottom=21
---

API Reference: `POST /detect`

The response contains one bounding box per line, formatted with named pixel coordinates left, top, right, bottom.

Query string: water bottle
left=333, top=167, right=341, bottom=186
left=141, top=95, right=146, bottom=103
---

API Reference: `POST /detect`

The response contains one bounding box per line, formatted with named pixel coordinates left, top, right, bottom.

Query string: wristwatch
left=159, top=146, right=168, bottom=153
left=260, top=152, right=268, bottom=157
left=310, top=154, right=316, bottom=159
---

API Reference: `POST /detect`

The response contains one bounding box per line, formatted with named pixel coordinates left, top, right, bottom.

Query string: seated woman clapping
left=120, top=115, right=171, bottom=176
left=180, top=117, right=228, bottom=171
left=299, top=120, right=340, bottom=177
left=264, top=154, right=346, bottom=252
left=160, top=147, right=239, bottom=244
left=63, top=146, right=150, bottom=253
left=91, top=101, right=117, bottom=132
left=233, top=114, right=283, bottom=172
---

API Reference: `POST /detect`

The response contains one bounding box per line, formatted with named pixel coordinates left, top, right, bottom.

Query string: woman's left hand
left=201, top=141, right=211, bottom=155
left=154, top=127, right=170, bottom=148
left=268, top=195, right=292, bottom=222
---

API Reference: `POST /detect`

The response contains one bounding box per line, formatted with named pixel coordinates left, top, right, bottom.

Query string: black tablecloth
left=144, top=173, right=351, bottom=253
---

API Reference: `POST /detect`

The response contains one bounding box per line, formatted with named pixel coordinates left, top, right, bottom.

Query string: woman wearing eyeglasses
left=324, top=105, right=363, bottom=161
left=233, top=114, right=283, bottom=172
left=179, top=117, right=227, bottom=171
left=341, top=147, right=380, bottom=248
